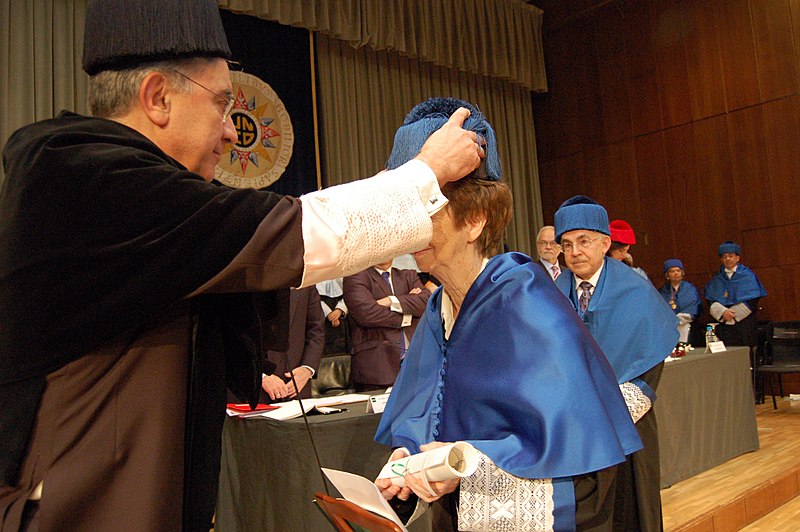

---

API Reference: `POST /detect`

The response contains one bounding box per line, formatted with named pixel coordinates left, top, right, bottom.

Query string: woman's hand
left=400, top=442, right=459, bottom=502
left=376, top=448, right=414, bottom=500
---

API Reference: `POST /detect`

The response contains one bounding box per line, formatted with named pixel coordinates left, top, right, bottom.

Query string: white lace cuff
left=299, top=160, right=446, bottom=287
left=619, top=382, right=652, bottom=423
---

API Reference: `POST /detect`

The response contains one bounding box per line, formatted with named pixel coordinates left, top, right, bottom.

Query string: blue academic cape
left=703, top=264, right=767, bottom=307
left=375, top=253, right=642, bottom=481
left=556, top=257, right=678, bottom=384
left=658, top=281, right=702, bottom=318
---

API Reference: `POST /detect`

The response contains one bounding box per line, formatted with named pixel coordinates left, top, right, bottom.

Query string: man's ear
left=600, top=235, right=612, bottom=254
left=138, top=72, right=171, bottom=127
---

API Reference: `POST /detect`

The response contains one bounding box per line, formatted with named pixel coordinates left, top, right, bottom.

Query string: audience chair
left=755, top=321, right=800, bottom=409
left=312, top=354, right=355, bottom=397
left=314, top=492, right=403, bottom=532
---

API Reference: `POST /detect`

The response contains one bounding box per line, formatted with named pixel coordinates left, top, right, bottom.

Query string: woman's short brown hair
left=441, top=178, right=513, bottom=258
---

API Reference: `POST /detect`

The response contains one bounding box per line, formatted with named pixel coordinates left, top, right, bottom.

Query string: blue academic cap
left=385, top=97, right=501, bottom=181
left=663, top=258, right=684, bottom=273
left=718, top=241, right=741, bottom=256
left=554, top=195, right=610, bottom=243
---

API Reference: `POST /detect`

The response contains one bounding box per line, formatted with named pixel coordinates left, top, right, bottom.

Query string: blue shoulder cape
left=658, top=281, right=702, bottom=318
left=703, top=264, right=767, bottom=306
left=375, top=253, right=642, bottom=479
left=556, top=257, right=678, bottom=384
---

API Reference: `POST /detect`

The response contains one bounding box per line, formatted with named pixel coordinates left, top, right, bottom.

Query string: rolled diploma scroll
left=376, top=442, right=479, bottom=487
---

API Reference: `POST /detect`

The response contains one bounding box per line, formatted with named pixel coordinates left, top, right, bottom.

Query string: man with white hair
left=534, top=225, right=563, bottom=281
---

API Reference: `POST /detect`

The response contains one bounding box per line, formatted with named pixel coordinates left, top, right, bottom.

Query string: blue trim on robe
left=631, top=377, right=655, bottom=403
left=375, top=252, right=642, bottom=481
left=703, top=264, right=767, bottom=306
left=556, top=257, right=679, bottom=384
left=553, top=478, right=576, bottom=531
left=658, top=281, right=702, bottom=318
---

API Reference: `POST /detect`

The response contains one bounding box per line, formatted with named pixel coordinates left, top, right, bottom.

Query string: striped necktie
left=579, top=281, right=592, bottom=315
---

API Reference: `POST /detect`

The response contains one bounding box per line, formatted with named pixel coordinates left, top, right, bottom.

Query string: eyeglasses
left=537, top=240, right=560, bottom=248
left=172, top=70, right=235, bottom=121
left=561, top=236, right=602, bottom=253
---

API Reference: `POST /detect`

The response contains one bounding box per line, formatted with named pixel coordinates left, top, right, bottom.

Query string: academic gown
left=658, top=281, right=702, bottom=318
left=376, top=253, right=642, bottom=530
left=0, top=112, right=303, bottom=531
left=704, top=264, right=767, bottom=347
left=556, top=257, right=678, bottom=531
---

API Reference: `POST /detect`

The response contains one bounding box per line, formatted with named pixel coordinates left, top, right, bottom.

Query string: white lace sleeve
left=299, top=160, right=447, bottom=287
left=619, top=382, right=652, bottom=423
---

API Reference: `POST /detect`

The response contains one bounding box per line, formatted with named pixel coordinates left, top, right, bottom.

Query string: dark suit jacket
left=343, top=267, right=430, bottom=387
left=264, top=286, right=325, bottom=400
left=534, top=258, right=563, bottom=280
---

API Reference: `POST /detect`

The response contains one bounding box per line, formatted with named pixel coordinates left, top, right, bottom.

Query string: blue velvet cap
left=718, top=241, right=741, bottom=256
left=554, top=195, right=610, bottom=243
left=385, top=97, right=501, bottom=181
left=663, top=259, right=684, bottom=273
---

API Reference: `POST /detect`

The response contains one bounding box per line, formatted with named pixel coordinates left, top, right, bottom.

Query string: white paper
left=376, top=442, right=479, bottom=487
left=321, top=468, right=408, bottom=531
left=246, top=394, right=371, bottom=421
left=708, top=340, right=727, bottom=353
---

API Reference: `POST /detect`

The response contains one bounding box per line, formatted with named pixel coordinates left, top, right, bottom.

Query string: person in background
left=316, top=278, right=350, bottom=356
left=607, top=219, right=649, bottom=280
left=344, top=261, right=430, bottom=391
left=535, top=225, right=562, bottom=281
left=703, top=241, right=767, bottom=348
left=375, top=98, right=641, bottom=531
left=0, top=0, right=484, bottom=529
left=555, top=196, right=678, bottom=532
left=658, top=259, right=703, bottom=344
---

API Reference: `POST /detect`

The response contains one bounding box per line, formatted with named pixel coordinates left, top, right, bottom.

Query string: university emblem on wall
left=214, top=71, right=294, bottom=189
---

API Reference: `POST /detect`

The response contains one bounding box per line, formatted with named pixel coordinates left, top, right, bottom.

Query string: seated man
left=704, top=241, right=767, bottom=347
left=344, top=261, right=430, bottom=391
left=658, top=259, right=703, bottom=343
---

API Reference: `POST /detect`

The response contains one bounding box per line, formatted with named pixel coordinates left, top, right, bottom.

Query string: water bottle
left=705, top=325, right=714, bottom=346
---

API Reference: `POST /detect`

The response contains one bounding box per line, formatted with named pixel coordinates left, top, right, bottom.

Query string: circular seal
left=214, top=71, right=294, bottom=189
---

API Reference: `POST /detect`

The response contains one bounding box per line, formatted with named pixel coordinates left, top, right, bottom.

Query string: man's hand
left=285, top=366, right=313, bottom=398
left=327, top=308, right=344, bottom=327
left=408, top=287, right=422, bottom=295
left=261, top=374, right=290, bottom=401
left=415, top=107, right=483, bottom=188
left=376, top=296, right=392, bottom=308
left=722, top=309, right=736, bottom=322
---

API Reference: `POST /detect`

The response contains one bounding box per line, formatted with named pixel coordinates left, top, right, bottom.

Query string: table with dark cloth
left=215, top=402, right=431, bottom=532
left=655, top=346, right=759, bottom=488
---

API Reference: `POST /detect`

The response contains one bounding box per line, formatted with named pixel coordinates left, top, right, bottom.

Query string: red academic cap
left=609, top=219, right=636, bottom=245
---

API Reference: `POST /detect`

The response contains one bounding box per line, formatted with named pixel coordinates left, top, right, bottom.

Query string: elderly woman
left=658, top=259, right=703, bottom=343
left=374, top=98, right=642, bottom=531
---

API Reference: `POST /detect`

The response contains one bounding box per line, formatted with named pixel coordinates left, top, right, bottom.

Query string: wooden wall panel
left=750, top=0, right=799, bottom=101
left=715, top=0, right=760, bottom=110
left=725, top=106, right=776, bottom=230
left=761, top=96, right=800, bottom=226
left=684, top=0, right=727, bottom=120
left=650, top=0, right=693, bottom=128
left=636, top=132, right=677, bottom=275
left=751, top=266, right=785, bottom=321
left=622, top=0, right=663, bottom=136
left=593, top=6, right=634, bottom=144
left=533, top=0, right=800, bottom=321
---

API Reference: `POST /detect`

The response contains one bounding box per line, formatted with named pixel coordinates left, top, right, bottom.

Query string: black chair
left=311, top=354, right=355, bottom=398
left=755, top=321, right=800, bottom=409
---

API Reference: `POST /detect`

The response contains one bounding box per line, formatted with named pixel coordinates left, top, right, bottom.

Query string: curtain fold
left=0, top=0, right=88, bottom=183
left=315, top=35, right=541, bottom=255
left=218, top=0, right=547, bottom=92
